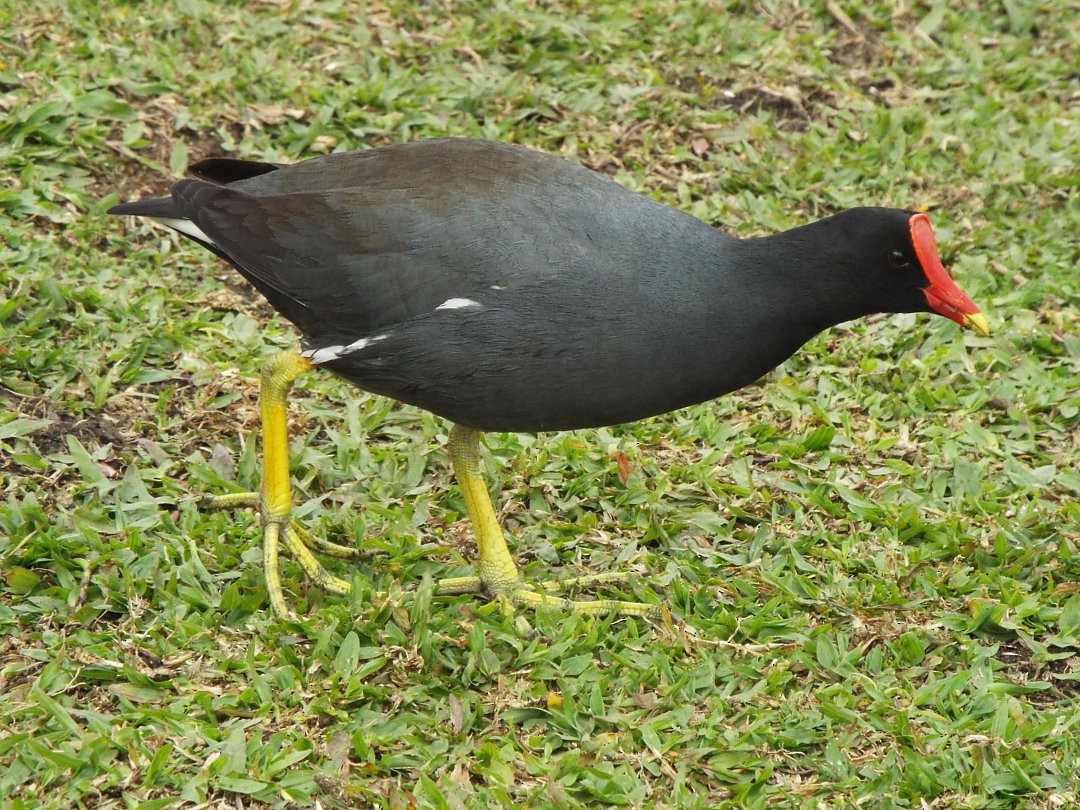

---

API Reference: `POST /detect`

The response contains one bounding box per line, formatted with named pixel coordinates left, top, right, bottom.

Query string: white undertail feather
left=157, top=218, right=214, bottom=245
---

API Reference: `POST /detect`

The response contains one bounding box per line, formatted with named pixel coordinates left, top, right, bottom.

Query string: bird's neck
left=739, top=226, right=879, bottom=332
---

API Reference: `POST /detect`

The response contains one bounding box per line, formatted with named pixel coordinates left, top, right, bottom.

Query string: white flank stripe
left=157, top=217, right=214, bottom=245
left=436, top=297, right=481, bottom=311
left=303, top=344, right=346, bottom=364
left=303, top=334, right=388, bottom=365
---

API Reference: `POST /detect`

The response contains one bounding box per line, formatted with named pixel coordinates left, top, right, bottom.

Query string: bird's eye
left=887, top=250, right=909, bottom=268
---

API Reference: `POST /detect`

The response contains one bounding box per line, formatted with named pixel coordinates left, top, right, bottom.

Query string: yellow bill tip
left=963, top=312, right=990, bottom=337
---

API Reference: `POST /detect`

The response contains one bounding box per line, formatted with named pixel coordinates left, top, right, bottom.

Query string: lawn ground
left=1, top=1, right=1078, bottom=807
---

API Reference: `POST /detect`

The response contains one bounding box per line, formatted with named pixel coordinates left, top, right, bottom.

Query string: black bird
left=109, top=138, right=989, bottom=620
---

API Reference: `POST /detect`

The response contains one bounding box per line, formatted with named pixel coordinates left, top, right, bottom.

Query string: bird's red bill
left=910, top=213, right=985, bottom=331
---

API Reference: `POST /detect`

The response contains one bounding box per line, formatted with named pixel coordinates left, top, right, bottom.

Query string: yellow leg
left=440, top=425, right=660, bottom=618
left=204, top=350, right=355, bottom=618
left=258, top=350, right=357, bottom=616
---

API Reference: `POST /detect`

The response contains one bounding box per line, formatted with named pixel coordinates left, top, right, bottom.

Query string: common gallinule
left=109, top=138, right=989, bottom=620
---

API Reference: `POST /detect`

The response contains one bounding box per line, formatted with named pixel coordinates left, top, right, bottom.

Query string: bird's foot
left=203, top=491, right=661, bottom=623
left=201, top=491, right=366, bottom=618
left=201, top=492, right=370, bottom=559
left=436, top=569, right=661, bottom=619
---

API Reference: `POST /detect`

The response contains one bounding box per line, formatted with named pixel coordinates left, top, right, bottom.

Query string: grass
left=1, top=0, right=1078, bottom=807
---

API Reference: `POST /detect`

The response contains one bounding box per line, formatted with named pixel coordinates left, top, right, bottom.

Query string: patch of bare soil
left=97, top=91, right=232, bottom=202
left=994, top=638, right=1080, bottom=699
left=197, top=275, right=277, bottom=321
left=2, top=393, right=126, bottom=460
left=3, top=366, right=269, bottom=497
left=665, top=5, right=918, bottom=134
left=30, top=411, right=126, bottom=457
left=0, top=396, right=129, bottom=503
left=107, top=372, right=269, bottom=448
